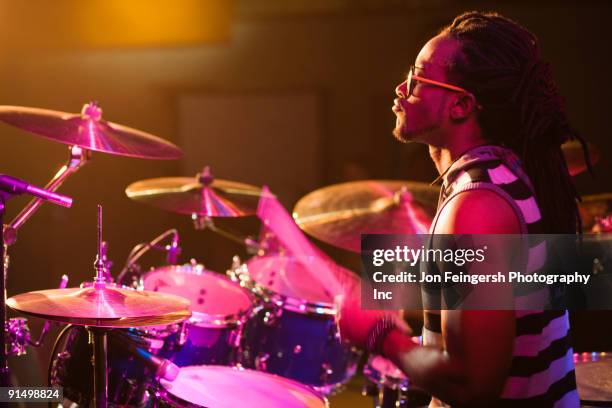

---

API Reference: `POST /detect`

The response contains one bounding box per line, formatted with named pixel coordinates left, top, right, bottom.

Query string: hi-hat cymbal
left=0, top=103, right=182, bottom=159
left=293, top=180, right=438, bottom=253
left=562, top=140, right=600, bottom=176
left=7, top=285, right=191, bottom=328
left=126, top=168, right=262, bottom=217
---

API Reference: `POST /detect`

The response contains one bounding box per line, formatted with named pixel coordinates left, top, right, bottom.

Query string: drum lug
left=178, top=322, right=189, bottom=347
left=5, top=317, right=30, bottom=356
left=362, top=383, right=382, bottom=407
left=263, top=307, right=282, bottom=326
left=327, top=322, right=341, bottom=342
left=319, top=363, right=334, bottom=383
left=255, top=353, right=270, bottom=371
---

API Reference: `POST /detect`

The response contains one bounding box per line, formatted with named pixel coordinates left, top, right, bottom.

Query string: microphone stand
left=0, top=191, right=10, bottom=389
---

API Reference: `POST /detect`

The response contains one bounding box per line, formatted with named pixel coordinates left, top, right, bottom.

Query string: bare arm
left=383, top=190, right=520, bottom=406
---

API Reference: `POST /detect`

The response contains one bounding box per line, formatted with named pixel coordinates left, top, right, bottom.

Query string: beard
left=393, top=119, right=441, bottom=144
left=392, top=102, right=444, bottom=144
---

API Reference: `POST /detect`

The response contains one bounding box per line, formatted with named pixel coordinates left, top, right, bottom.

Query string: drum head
left=144, top=265, right=252, bottom=319
left=160, top=365, right=327, bottom=408
left=575, top=352, right=612, bottom=403
left=246, top=255, right=357, bottom=306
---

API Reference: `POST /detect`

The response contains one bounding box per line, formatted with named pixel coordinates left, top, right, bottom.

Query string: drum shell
left=240, top=302, right=359, bottom=390
left=142, top=264, right=255, bottom=367
left=160, top=318, right=244, bottom=367
left=50, top=326, right=159, bottom=407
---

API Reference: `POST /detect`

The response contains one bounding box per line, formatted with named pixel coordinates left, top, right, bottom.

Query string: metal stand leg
left=89, top=328, right=108, bottom=408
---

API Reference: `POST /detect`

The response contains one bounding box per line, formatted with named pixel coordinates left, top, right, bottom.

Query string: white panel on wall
left=178, top=92, right=322, bottom=206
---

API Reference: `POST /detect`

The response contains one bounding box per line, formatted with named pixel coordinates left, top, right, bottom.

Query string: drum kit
left=0, top=102, right=610, bottom=408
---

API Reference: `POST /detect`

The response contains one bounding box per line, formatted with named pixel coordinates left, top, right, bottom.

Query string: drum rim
left=157, top=365, right=329, bottom=408
left=143, top=263, right=256, bottom=326
left=363, top=355, right=409, bottom=391
left=244, top=255, right=338, bottom=315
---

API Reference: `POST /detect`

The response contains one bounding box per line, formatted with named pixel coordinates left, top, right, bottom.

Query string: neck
left=428, top=135, right=488, bottom=177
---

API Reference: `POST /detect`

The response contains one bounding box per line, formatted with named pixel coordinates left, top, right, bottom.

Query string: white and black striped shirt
left=423, top=145, right=578, bottom=407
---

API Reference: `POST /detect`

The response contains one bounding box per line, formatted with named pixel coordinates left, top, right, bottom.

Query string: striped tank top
left=423, top=145, right=578, bottom=407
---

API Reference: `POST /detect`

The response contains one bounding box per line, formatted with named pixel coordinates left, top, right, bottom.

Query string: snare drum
left=239, top=255, right=360, bottom=394
left=363, top=355, right=430, bottom=408
left=143, top=264, right=254, bottom=366
left=154, top=365, right=328, bottom=408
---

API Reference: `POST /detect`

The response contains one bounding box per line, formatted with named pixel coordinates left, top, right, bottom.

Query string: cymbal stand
left=89, top=204, right=109, bottom=408
left=192, top=215, right=260, bottom=255
left=4, top=144, right=90, bottom=245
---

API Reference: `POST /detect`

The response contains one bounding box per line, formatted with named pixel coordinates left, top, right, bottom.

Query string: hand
left=337, top=280, right=411, bottom=349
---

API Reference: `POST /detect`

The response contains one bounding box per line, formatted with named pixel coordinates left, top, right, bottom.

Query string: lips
left=392, top=98, right=403, bottom=113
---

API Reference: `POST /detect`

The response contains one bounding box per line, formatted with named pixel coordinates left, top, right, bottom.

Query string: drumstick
left=256, top=186, right=346, bottom=297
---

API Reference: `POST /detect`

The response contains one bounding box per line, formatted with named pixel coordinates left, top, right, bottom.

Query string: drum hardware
left=7, top=206, right=191, bottom=408
left=5, top=274, right=70, bottom=357
left=0, top=176, right=73, bottom=386
left=363, top=355, right=430, bottom=408
left=293, top=180, right=438, bottom=253
left=192, top=215, right=261, bottom=255
left=116, top=228, right=182, bottom=286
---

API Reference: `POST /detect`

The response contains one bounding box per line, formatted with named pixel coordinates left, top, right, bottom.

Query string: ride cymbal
left=0, top=102, right=182, bottom=159
left=293, top=180, right=438, bottom=253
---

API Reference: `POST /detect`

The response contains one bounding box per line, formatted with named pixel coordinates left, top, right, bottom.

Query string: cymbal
left=126, top=168, right=262, bottom=217
left=7, top=285, right=191, bottom=328
left=0, top=103, right=182, bottom=159
left=293, top=180, right=438, bottom=253
left=562, top=140, right=600, bottom=176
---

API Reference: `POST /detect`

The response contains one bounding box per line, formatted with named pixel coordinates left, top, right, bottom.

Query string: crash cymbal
left=562, top=140, right=600, bottom=176
left=126, top=167, right=262, bottom=217
left=0, top=102, right=182, bottom=159
left=7, top=285, right=191, bottom=328
left=293, top=180, right=438, bottom=253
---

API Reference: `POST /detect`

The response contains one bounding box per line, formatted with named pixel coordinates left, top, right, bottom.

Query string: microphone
left=110, top=333, right=179, bottom=381
left=0, top=175, right=72, bottom=208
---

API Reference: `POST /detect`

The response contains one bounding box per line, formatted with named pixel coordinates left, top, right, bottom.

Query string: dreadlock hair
left=440, top=11, right=591, bottom=234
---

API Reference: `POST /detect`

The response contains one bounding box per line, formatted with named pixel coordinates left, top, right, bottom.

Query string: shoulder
left=434, top=189, right=521, bottom=234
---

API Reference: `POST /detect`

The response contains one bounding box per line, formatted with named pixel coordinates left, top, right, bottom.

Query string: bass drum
left=142, top=263, right=254, bottom=366
left=154, top=365, right=328, bottom=408
left=50, top=326, right=162, bottom=407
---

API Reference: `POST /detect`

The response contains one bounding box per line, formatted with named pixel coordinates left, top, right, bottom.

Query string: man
left=339, top=11, right=587, bottom=407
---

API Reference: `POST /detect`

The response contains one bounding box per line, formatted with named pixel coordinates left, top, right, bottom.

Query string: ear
left=449, top=93, right=478, bottom=120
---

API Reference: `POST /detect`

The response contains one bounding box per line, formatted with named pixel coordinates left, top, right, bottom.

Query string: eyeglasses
left=405, top=65, right=472, bottom=98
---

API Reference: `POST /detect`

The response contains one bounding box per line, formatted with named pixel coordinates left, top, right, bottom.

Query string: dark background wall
left=0, top=0, right=610, bottom=386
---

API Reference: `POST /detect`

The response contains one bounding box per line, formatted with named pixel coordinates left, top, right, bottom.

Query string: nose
left=395, top=81, right=407, bottom=98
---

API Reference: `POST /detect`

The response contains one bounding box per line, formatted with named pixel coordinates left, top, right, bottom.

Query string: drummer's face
left=392, top=34, right=459, bottom=146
